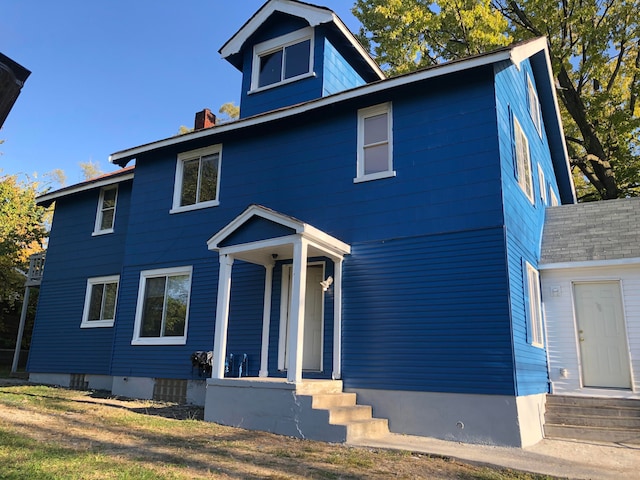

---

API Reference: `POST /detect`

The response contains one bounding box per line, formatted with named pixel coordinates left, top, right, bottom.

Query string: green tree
left=0, top=173, right=48, bottom=349
left=353, top=0, right=640, bottom=200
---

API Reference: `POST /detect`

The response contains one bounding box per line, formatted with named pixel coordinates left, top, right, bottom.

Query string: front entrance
left=573, top=281, right=632, bottom=389
left=281, top=264, right=324, bottom=371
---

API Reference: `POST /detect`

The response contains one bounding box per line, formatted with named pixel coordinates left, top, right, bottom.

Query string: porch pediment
left=207, top=204, right=350, bottom=265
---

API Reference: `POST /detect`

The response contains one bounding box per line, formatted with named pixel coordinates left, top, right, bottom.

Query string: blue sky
left=1, top=1, right=361, bottom=186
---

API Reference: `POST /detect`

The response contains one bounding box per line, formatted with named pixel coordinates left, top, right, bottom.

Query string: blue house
left=30, top=0, right=575, bottom=447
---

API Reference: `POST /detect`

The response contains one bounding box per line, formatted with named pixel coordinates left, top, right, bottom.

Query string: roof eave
left=36, top=171, right=135, bottom=206
left=110, top=48, right=517, bottom=165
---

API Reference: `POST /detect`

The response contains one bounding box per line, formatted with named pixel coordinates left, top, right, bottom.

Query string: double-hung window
left=527, top=74, right=542, bottom=136
left=172, top=145, right=222, bottom=213
left=537, top=164, right=547, bottom=204
left=513, top=116, right=534, bottom=202
left=132, top=266, right=192, bottom=345
left=93, top=186, right=118, bottom=235
left=251, top=28, right=313, bottom=91
left=355, top=103, right=395, bottom=183
left=81, top=276, right=119, bottom=328
left=525, top=262, right=544, bottom=347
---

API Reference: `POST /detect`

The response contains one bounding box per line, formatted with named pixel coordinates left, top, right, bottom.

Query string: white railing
left=26, top=251, right=46, bottom=286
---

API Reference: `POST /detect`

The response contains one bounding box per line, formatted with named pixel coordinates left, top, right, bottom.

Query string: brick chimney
left=194, top=108, right=216, bottom=130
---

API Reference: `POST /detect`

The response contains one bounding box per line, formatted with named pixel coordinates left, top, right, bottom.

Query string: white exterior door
left=281, top=264, right=324, bottom=371
left=573, top=282, right=632, bottom=389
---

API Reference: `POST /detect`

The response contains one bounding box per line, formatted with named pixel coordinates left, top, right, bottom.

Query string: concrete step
left=306, top=388, right=390, bottom=443
left=343, top=418, right=389, bottom=442
left=312, top=392, right=357, bottom=409
left=544, top=395, right=640, bottom=443
left=328, top=405, right=373, bottom=424
left=546, top=413, right=640, bottom=429
left=547, top=405, right=640, bottom=418
left=546, top=395, right=640, bottom=409
left=295, top=380, right=343, bottom=395
left=544, top=424, right=640, bottom=444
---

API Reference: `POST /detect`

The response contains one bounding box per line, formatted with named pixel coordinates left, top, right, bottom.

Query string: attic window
left=93, top=186, right=118, bottom=235
left=251, top=27, right=314, bottom=91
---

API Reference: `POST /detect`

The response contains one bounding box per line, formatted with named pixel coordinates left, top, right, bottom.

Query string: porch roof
left=207, top=204, right=350, bottom=264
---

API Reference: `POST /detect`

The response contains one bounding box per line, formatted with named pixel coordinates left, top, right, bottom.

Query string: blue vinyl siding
left=322, top=38, right=365, bottom=96
left=104, top=67, right=515, bottom=390
left=495, top=59, right=558, bottom=395
left=342, top=228, right=515, bottom=394
left=28, top=181, right=132, bottom=374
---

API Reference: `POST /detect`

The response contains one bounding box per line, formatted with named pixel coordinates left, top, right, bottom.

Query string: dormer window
left=251, top=27, right=314, bottom=91
left=93, top=186, right=118, bottom=235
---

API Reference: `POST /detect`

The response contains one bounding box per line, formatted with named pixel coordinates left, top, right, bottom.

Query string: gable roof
left=540, top=197, right=640, bottom=267
left=36, top=166, right=135, bottom=207
left=219, top=0, right=384, bottom=80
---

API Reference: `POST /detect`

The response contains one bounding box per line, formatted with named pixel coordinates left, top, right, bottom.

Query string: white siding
left=541, top=264, right=640, bottom=397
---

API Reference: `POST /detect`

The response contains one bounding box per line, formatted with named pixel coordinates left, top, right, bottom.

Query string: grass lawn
left=0, top=383, right=558, bottom=479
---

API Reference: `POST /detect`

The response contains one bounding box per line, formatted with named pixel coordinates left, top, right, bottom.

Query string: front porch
left=202, top=206, right=391, bottom=441
left=204, top=377, right=388, bottom=442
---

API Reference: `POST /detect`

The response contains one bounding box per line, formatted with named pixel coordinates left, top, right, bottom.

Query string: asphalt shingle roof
left=540, top=197, right=640, bottom=264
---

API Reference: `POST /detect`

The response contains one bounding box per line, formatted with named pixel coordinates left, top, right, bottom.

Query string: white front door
left=281, top=264, right=324, bottom=371
left=573, top=282, right=632, bottom=389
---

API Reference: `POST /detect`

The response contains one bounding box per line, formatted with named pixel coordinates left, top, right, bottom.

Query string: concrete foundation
left=29, top=372, right=71, bottom=387
left=112, top=376, right=154, bottom=400
left=204, top=378, right=349, bottom=442
left=347, top=388, right=546, bottom=447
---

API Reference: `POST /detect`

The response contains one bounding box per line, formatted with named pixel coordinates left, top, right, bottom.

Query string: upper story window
left=549, top=187, right=559, bottom=206
left=527, top=74, right=542, bottom=136
left=132, top=266, right=192, bottom=345
left=525, top=262, right=544, bottom=348
left=171, top=145, right=222, bottom=213
left=513, top=116, right=534, bottom=203
left=81, top=275, right=119, bottom=328
left=537, top=164, right=547, bottom=204
left=355, top=102, right=395, bottom=183
left=251, top=27, right=314, bottom=91
left=93, top=186, right=118, bottom=235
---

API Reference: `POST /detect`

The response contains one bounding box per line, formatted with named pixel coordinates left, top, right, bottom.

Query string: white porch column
left=332, top=259, right=343, bottom=380
left=212, top=254, right=234, bottom=379
left=259, top=262, right=274, bottom=377
left=287, top=238, right=308, bottom=383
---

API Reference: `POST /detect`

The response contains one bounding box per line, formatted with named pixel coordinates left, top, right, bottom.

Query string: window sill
left=92, top=228, right=114, bottom=236
left=80, top=320, right=114, bottom=328
left=170, top=200, right=219, bottom=214
left=353, top=170, right=396, bottom=184
left=248, top=71, right=316, bottom=95
left=131, top=337, right=187, bottom=346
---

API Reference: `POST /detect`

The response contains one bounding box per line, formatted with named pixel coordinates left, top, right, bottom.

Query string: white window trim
left=354, top=102, right=395, bottom=183
left=93, top=186, right=118, bottom=236
left=131, top=266, right=192, bottom=345
left=250, top=27, right=315, bottom=93
left=525, top=261, right=544, bottom=348
left=537, top=164, right=547, bottom=204
left=81, top=275, right=119, bottom=328
left=170, top=145, right=222, bottom=214
left=514, top=116, right=534, bottom=203
left=549, top=187, right=559, bottom=206
left=527, top=74, right=542, bottom=137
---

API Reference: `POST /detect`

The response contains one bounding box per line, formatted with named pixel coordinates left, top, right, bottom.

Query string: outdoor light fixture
left=320, top=276, right=333, bottom=291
